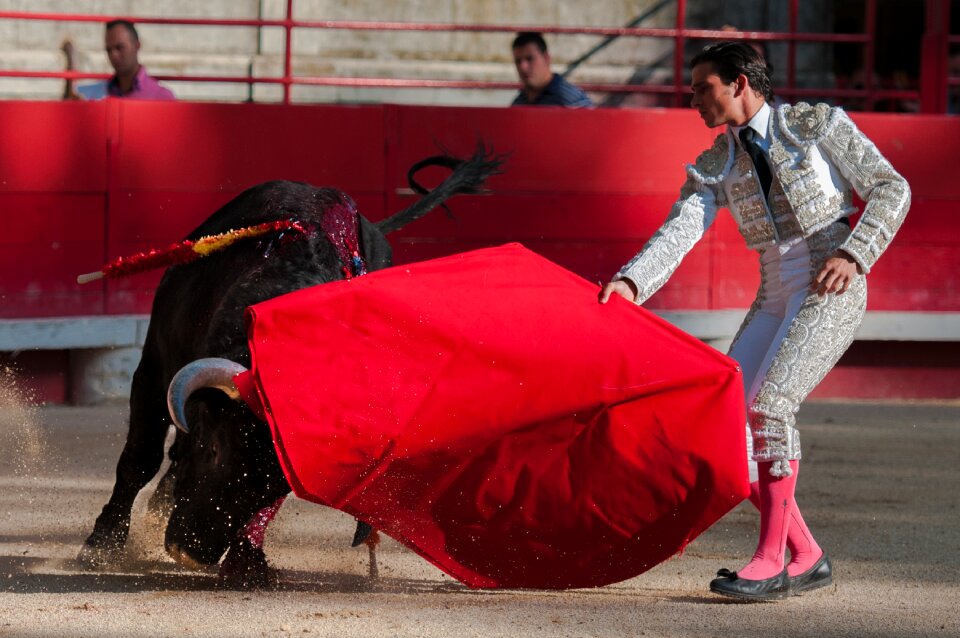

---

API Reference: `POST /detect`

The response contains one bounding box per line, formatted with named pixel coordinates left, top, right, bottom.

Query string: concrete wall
left=0, top=0, right=678, bottom=105
left=0, top=1, right=865, bottom=106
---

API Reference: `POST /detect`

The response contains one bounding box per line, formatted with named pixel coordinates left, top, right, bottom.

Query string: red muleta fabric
left=241, top=243, right=749, bottom=589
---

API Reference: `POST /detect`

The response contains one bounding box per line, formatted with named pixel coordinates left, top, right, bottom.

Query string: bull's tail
left=375, top=144, right=504, bottom=235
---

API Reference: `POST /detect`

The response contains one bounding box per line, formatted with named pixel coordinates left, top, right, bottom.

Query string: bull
left=78, top=149, right=501, bottom=585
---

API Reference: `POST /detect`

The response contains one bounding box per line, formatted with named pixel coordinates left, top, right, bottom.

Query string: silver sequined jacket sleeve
left=819, top=110, right=911, bottom=274
left=616, top=177, right=721, bottom=304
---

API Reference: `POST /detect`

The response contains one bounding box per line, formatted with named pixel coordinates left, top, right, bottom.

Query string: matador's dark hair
left=690, top=41, right=774, bottom=103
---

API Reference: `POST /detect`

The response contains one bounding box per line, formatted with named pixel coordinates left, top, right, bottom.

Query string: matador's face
left=690, top=63, right=740, bottom=128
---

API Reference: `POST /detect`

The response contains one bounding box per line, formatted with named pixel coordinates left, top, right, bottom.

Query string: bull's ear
left=167, top=358, right=248, bottom=434
left=358, top=216, right=393, bottom=272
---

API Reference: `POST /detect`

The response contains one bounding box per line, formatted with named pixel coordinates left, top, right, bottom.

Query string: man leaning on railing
left=510, top=32, right=592, bottom=108
left=62, top=19, right=175, bottom=101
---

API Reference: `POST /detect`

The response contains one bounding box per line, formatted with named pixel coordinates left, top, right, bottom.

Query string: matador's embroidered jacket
left=617, top=102, right=911, bottom=303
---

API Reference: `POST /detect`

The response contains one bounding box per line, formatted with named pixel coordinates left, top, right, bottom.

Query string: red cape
left=243, top=243, right=748, bottom=589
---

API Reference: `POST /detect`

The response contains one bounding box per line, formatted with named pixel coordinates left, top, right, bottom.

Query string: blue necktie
left=739, top=127, right=772, bottom=197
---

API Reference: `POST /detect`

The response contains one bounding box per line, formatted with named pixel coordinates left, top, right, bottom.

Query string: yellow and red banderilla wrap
left=77, top=220, right=306, bottom=284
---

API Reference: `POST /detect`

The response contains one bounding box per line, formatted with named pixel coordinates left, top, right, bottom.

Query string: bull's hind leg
left=78, top=360, right=169, bottom=567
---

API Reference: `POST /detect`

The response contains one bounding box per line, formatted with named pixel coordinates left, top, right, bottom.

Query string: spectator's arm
left=61, top=39, right=82, bottom=100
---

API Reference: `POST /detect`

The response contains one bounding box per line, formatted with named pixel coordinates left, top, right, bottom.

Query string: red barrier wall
left=4, top=100, right=958, bottom=318
left=2, top=100, right=958, bottom=400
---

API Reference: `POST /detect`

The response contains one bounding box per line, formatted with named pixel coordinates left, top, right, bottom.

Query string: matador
left=600, top=42, right=910, bottom=601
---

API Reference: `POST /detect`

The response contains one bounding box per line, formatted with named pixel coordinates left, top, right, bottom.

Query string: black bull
left=78, top=149, right=501, bottom=581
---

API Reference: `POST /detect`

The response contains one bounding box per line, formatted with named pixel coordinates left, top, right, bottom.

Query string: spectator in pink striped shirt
left=64, top=20, right=175, bottom=101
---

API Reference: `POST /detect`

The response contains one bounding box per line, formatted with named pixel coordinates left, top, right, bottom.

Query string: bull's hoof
left=77, top=523, right=128, bottom=569
left=76, top=541, right=124, bottom=570
left=351, top=520, right=373, bottom=547
left=217, top=538, right=277, bottom=589
left=79, top=510, right=131, bottom=569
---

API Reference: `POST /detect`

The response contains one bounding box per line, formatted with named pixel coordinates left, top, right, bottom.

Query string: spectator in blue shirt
left=511, top=32, right=593, bottom=108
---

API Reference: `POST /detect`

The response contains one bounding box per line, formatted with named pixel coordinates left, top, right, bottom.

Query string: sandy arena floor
left=0, top=397, right=958, bottom=637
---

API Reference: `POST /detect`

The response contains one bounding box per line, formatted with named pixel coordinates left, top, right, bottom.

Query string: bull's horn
left=167, top=358, right=248, bottom=434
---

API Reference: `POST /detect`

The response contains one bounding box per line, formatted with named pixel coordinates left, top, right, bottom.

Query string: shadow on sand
left=2, top=552, right=715, bottom=601
left=0, top=552, right=473, bottom=596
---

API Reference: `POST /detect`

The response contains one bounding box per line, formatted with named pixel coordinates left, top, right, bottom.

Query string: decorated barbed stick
left=76, top=220, right=307, bottom=284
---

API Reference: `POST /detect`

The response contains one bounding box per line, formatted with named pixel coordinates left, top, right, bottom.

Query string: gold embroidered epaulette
left=685, top=133, right=734, bottom=185
left=777, top=102, right=841, bottom=148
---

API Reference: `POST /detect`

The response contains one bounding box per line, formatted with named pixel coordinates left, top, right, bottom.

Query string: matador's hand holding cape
left=236, top=243, right=749, bottom=589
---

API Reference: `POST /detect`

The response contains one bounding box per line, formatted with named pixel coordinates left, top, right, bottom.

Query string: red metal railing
left=0, top=1, right=953, bottom=111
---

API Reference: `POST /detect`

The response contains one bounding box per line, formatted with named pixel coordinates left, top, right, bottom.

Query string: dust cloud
left=0, top=365, right=47, bottom=476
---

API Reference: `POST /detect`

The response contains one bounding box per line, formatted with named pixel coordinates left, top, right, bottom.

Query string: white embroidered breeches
left=728, top=222, right=867, bottom=479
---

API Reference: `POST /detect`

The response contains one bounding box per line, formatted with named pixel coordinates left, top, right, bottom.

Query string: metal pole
left=943, top=0, right=953, bottom=113
left=788, top=0, right=798, bottom=95
left=919, top=0, right=949, bottom=113
left=864, top=0, right=877, bottom=111
left=283, top=0, right=293, bottom=104
left=674, top=0, right=686, bottom=107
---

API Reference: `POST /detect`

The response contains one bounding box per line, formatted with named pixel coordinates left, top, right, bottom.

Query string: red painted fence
left=3, top=100, right=957, bottom=316
left=1, top=101, right=958, bottom=400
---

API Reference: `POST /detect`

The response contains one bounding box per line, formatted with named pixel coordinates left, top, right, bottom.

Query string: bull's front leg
left=78, top=363, right=169, bottom=568
left=218, top=495, right=286, bottom=588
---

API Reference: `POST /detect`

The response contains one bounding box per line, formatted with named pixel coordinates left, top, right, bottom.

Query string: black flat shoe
left=709, top=568, right=791, bottom=601
left=789, top=553, right=833, bottom=595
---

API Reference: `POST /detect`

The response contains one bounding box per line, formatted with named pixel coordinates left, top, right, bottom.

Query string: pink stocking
left=240, top=495, right=286, bottom=549
left=748, top=463, right=822, bottom=577
left=736, top=460, right=799, bottom=580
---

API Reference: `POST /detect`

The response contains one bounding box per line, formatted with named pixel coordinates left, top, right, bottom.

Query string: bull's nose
left=166, top=542, right=205, bottom=571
